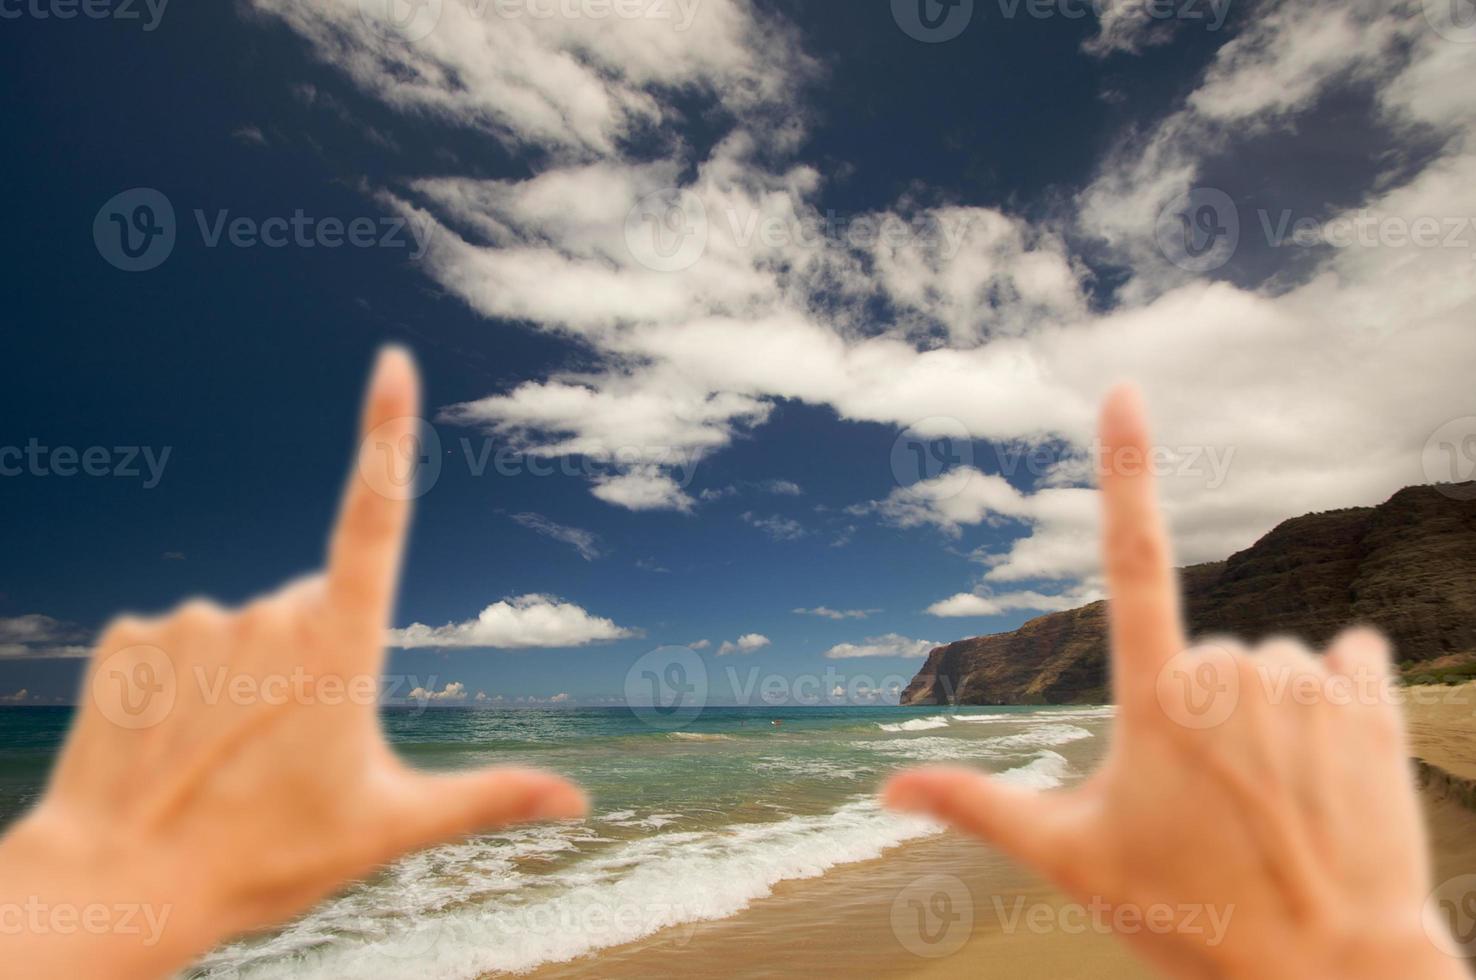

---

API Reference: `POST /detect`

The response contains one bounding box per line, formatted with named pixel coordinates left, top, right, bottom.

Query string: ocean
left=0, top=703, right=1114, bottom=978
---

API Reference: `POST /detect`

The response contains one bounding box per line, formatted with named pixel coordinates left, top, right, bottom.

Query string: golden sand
left=525, top=691, right=1476, bottom=979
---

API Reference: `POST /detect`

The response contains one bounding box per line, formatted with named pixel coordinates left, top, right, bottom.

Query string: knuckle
left=1105, top=525, right=1168, bottom=582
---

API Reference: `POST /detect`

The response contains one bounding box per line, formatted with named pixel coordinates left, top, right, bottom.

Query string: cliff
left=900, top=483, right=1476, bottom=706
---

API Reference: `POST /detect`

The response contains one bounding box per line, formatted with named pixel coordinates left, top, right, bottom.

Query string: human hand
left=0, top=349, right=587, bottom=979
left=883, top=386, right=1469, bottom=979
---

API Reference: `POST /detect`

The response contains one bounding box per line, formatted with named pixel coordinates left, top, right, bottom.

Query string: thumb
left=883, top=766, right=1078, bottom=879
left=380, top=766, right=588, bottom=856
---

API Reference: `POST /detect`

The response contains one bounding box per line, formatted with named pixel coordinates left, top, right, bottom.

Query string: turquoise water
left=0, top=704, right=1113, bottom=977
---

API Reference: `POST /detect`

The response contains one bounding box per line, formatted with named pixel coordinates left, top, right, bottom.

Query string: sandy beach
left=527, top=686, right=1476, bottom=979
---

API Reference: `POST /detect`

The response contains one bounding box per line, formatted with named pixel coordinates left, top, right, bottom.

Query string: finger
left=1324, top=626, right=1391, bottom=682
left=883, top=767, right=1078, bottom=881
left=380, top=767, right=588, bottom=857
left=1098, top=385, right=1187, bottom=718
left=327, top=347, right=421, bottom=627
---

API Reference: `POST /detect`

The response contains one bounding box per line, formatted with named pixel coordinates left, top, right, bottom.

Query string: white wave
left=753, top=757, right=870, bottom=780
left=193, top=799, right=943, bottom=980
left=984, top=725, right=1093, bottom=751
left=667, top=731, right=735, bottom=741
left=949, top=706, right=1115, bottom=725
left=996, top=750, right=1073, bottom=789
left=876, top=716, right=951, bottom=732
left=604, top=812, right=683, bottom=830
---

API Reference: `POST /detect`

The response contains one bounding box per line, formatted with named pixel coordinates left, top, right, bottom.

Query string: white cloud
left=510, top=512, right=603, bottom=561
left=549, top=692, right=571, bottom=703
left=409, top=681, right=468, bottom=702
left=390, top=594, right=637, bottom=649
left=591, top=467, right=696, bottom=513
left=716, top=632, right=770, bottom=656
left=255, top=0, right=1476, bottom=597
left=0, top=615, right=91, bottom=659
left=247, top=0, right=811, bottom=158
left=926, top=586, right=1102, bottom=617
left=823, top=633, right=938, bottom=660
left=0, top=689, right=29, bottom=704
left=741, top=511, right=806, bottom=541
left=792, top=606, right=879, bottom=620
left=688, top=639, right=712, bottom=650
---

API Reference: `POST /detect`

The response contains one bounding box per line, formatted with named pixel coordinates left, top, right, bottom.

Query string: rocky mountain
left=901, top=483, right=1476, bottom=706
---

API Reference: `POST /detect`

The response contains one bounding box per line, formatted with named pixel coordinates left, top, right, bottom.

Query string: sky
left=1, top=0, right=1474, bottom=706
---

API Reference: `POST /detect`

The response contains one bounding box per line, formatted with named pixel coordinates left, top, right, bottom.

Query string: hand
left=0, top=349, right=587, bottom=980
left=883, top=386, right=1469, bottom=980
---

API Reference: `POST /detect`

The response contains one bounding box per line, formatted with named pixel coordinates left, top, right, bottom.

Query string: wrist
left=0, top=808, right=220, bottom=979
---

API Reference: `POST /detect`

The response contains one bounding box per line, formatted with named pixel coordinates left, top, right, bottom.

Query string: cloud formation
left=390, top=594, right=637, bottom=649
left=251, top=0, right=1476, bottom=611
left=0, top=615, right=91, bottom=659
left=823, top=633, right=938, bottom=660
left=716, top=632, right=770, bottom=656
left=510, top=512, right=603, bottom=561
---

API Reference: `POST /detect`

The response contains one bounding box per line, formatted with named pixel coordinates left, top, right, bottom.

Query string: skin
left=0, top=349, right=587, bottom=979
left=883, top=386, right=1472, bottom=979
left=0, top=358, right=1465, bottom=978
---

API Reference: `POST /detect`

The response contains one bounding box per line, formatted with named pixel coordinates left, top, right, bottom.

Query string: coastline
left=525, top=686, right=1476, bottom=979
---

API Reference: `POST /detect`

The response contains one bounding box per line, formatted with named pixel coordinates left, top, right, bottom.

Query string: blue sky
left=2, top=0, right=1474, bottom=705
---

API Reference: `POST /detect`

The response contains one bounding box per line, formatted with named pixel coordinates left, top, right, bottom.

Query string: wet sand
left=523, top=690, right=1476, bottom=979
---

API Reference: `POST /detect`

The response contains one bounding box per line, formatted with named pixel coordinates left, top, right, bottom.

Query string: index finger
left=1098, top=385, right=1187, bottom=715
left=327, top=346, right=421, bottom=627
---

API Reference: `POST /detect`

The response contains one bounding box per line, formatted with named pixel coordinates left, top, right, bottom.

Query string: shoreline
left=523, top=686, right=1476, bottom=979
